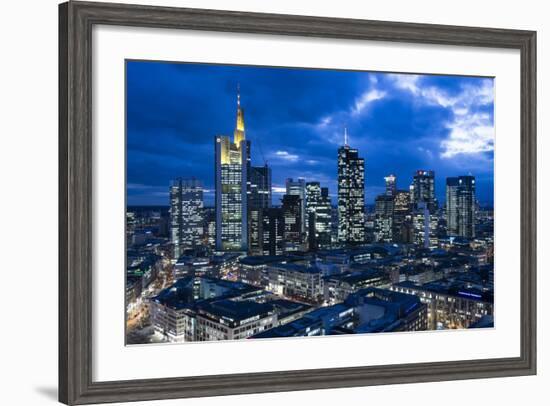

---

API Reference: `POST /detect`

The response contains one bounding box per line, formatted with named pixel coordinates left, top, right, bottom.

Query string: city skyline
left=127, top=61, right=495, bottom=207
left=126, top=62, right=495, bottom=344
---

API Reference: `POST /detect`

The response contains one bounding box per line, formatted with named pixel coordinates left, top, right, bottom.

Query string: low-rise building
left=390, top=278, right=493, bottom=329
left=252, top=288, right=427, bottom=338
left=267, top=263, right=324, bottom=304
left=196, top=300, right=277, bottom=341
left=323, top=268, right=390, bottom=303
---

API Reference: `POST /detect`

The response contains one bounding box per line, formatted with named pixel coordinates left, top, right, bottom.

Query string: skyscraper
left=392, top=190, right=412, bottom=243
left=446, top=176, right=476, bottom=238
left=282, top=194, right=302, bottom=252
left=215, top=89, right=249, bottom=251
left=259, top=208, right=284, bottom=256
left=249, top=165, right=272, bottom=209
left=413, top=201, right=438, bottom=248
left=337, top=129, right=365, bottom=244
left=412, top=170, right=436, bottom=213
left=384, top=174, right=397, bottom=196
left=248, top=165, right=272, bottom=255
left=374, top=194, right=393, bottom=242
left=285, top=178, right=306, bottom=238
left=306, top=182, right=332, bottom=250
left=170, top=178, right=204, bottom=259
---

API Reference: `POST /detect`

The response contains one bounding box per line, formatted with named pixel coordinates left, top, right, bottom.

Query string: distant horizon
left=127, top=61, right=494, bottom=207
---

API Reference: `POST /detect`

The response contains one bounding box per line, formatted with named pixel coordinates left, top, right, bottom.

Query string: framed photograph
left=59, top=1, right=536, bottom=404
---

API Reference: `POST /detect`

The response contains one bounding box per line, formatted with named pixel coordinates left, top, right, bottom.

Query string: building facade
left=305, top=182, right=332, bottom=250
left=337, top=131, right=365, bottom=244
left=282, top=194, right=303, bottom=252
left=412, top=170, right=436, bottom=213
left=285, top=178, right=306, bottom=237
left=261, top=208, right=285, bottom=256
left=392, top=190, right=412, bottom=243
left=215, top=91, right=249, bottom=251
left=248, top=165, right=272, bottom=255
left=446, top=176, right=476, bottom=239
left=169, top=178, right=204, bottom=259
left=374, top=193, right=394, bottom=242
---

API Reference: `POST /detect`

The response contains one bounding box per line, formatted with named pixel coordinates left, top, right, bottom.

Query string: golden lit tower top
left=233, top=84, right=246, bottom=145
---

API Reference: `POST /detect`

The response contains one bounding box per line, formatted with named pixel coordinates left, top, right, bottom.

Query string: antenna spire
left=237, top=83, right=241, bottom=107
left=344, top=126, right=348, bottom=146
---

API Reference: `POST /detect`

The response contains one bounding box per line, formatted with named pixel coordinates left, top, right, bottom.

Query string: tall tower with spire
left=234, top=84, right=246, bottom=145
left=214, top=86, right=249, bottom=251
left=337, top=128, right=365, bottom=244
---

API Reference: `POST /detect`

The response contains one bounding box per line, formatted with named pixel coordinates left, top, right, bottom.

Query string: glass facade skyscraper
left=446, top=176, right=476, bottom=238
left=282, top=194, right=302, bottom=252
left=248, top=165, right=272, bottom=255
left=170, top=178, right=204, bottom=259
left=285, top=178, right=306, bottom=237
left=374, top=194, right=394, bottom=242
left=215, top=90, right=249, bottom=251
left=412, top=170, right=436, bottom=213
left=337, top=133, right=365, bottom=244
left=305, top=182, right=332, bottom=250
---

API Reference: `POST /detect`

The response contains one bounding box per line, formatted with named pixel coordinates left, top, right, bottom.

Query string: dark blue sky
left=126, top=60, right=494, bottom=207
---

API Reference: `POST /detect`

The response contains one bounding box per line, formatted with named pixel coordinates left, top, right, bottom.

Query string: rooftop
left=199, top=299, right=274, bottom=324
left=269, top=262, right=322, bottom=274
left=151, top=276, right=262, bottom=310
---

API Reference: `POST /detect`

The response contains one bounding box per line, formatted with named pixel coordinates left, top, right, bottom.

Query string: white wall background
left=0, top=0, right=547, bottom=405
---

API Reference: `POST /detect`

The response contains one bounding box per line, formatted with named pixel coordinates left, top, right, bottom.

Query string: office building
left=305, top=182, right=332, bottom=250
left=412, top=202, right=438, bottom=248
left=393, top=190, right=412, bottom=243
left=374, top=193, right=394, bottom=242
left=215, top=89, right=249, bottom=251
left=267, top=263, right=324, bottom=304
left=337, top=129, right=365, bottom=244
left=446, top=176, right=476, bottom=239
left=384, top=174, right=397, bottom=196
left=248, top=165, right=272, bottom=255
left=170, top=178, right=204, bottom=259
left=412, top=170, right=436, bottom=213
left=282, top=194, right=302, bottom=252
left=261, top=208, right=285, bottom=256
left=285, top=178, right=306, bottom=236
left=253, top=287, right=427, bottom=338
left=195, top=300, right=277, bottom=341
left=150, top=276, right=264, bottom=342
left=391, top=278, right=493, bottom=330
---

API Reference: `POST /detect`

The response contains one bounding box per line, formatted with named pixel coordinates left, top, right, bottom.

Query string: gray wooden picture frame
left=59, top=1, right=537, bottom=404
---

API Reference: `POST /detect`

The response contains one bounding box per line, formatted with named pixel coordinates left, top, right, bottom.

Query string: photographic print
left=125, top=61, right=495, bottom=345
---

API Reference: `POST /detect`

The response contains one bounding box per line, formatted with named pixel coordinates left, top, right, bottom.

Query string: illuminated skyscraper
left=392, top=190, right=412, bottom=243
left=170, top=178, right=204, bottom=259
left=446, top=176, right=476, bottom=238
left=374, top=193, right=393, bottom=242
left=248, top=165, right=272, bottom=255
left=413, top=201, right=438, bottom=248
left=412, top=170, right=436, bottom=213
left=261, top=208, right=284, bottom=256
left=282, top=194, right=302, bottom=252
left=384, top=174, right=397, bottom=196
left=285, top=178, right=306, bottom=237
left=306, top=182, right=332, bottom=250
left=337, top=129, right=365, bottom=244
left=215, top=88, right=249, bottom=251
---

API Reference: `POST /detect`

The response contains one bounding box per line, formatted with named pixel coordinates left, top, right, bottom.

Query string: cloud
left=352, top=89, right=387, bottom=115
left=273, top=150, right=299, bottom=161
left=441, top=113, right=494, bottom=158
left=272, top=186, right=286, bottom=193
left=388, top=74, right=494, bottom=158
left=417, top=146, right=434, bottom=159
left=389, top=74, right=421, bottom=94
